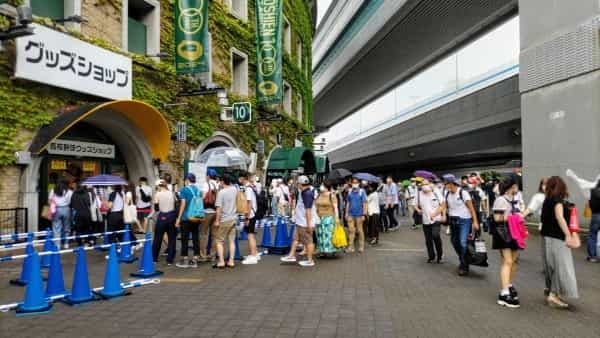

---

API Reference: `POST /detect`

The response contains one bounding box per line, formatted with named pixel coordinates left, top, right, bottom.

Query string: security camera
left=17, top=5, right=33, bottom=26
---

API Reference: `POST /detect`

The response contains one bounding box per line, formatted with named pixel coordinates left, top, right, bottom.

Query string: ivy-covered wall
left=0, top=0, right=313, bottom=167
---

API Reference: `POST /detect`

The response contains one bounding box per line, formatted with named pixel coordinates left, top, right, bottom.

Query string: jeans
left=52, top=206, right=71, bottom=247
left=180, top=220, right=200, bottom=258
left=423, top=222, right=443, bottom=260
left=450, top=217, right=472, bottom=270
left=153, top=211, right=177, bottom=263
left=587, top=213, right=600, bottom=258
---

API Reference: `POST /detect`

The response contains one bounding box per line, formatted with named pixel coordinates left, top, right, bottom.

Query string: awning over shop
left=267, top=147, right=316, bottom=173
left=29, top=100, right=171, bottom=161
left=315, top=155, right=329, bottom=174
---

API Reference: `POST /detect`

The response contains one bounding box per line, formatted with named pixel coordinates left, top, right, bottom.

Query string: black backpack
left=590, top=187, right=600, bottom=213
left=139, top=186, right=151, bottom=203
left=469, top=189, right=482, bottom=212
left=251, top=186, right=268, bottom=219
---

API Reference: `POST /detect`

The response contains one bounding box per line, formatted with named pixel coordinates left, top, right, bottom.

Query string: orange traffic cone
left=569, top=206, right=580, bottom=233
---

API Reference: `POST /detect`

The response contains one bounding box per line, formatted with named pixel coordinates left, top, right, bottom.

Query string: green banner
left=175, top=0, right=209, bottom=75
left=255, top=0, right=283, bottom=107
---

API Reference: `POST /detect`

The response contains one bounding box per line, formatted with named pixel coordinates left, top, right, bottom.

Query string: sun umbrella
left=327, top=168, right=352, bottom=183
left=353, top=172, right=380, bottom=183
left=82, top=174, right=127, bottom=186
left=197, top=146, right=250, bottom=169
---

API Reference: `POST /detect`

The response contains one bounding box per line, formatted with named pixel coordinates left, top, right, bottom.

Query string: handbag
left=467, top=234, right=489, bottom=267
left=332, top=222, right=348, bottom=248
left=41, top=205, right=52, bottom=220
left=123, top=194, right=138, bottom=224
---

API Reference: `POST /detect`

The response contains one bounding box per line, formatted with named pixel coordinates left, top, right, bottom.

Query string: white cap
left=297, top=175, right=310, bottom=185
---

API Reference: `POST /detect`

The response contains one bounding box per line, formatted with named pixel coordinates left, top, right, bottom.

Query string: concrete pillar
left=519, top=0, right=600, bottom=218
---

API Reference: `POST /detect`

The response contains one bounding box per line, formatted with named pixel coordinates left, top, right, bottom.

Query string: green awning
left=267, top=147, right=316, bottom=173
left=315, top=156, right=329, bottom=173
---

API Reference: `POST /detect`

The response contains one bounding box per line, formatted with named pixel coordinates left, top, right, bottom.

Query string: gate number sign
left=232, top=102, right=252, bottom=123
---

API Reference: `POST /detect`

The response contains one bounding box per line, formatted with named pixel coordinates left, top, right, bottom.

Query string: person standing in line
left=315, top=180, right=340, bottom=254
left=135, top=177, right=153, bottom=234
left=239, top=171, right=260, bottom=265
left=106, top=185, right=125, bottom=244
left=366, top=184, right=381, bottom=245
left=175, top=173, right=203, bottom=269
left=398, top=184, right=407, bottom=217
left=254, top=176, right=263, bottom=194
left=213, top=174, right=238, bottom=269
left=277, top=179, right=290, bottom=217
left=415, top=178, right=444, bottom=263
left=152, top=179, right=177, bottom=265
left=280, top=175, right=318, bottom=266
left=540, top=176, right=579, bottom=308
left=435, top=174, right=480, bottom=276
left=124, top=183, right=140, bottom=245
left=49, top=179, right=73, bottom=249
left=377, top=183, right=389, bottom=232
left=384, top=176, right=399, bottom=231
left=406, top=179, right=418, bottom=229
left=70, top=183, right=92, bottom=247
left=491, top=177, right=523, bottom=308
left=565, top=169, right=600, bottom=263
left=345, top=177, right=368, bottom=253
left=201, top=169, right=219, bottom=262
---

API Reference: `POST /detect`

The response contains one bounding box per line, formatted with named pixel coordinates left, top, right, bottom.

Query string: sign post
left=232, top=102, right=252, bottom=123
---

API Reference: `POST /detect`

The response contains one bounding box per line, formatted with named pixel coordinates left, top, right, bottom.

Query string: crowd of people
left=44, top=167, right=600, bottom=311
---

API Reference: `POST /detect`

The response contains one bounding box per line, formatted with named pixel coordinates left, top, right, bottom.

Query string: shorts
left=137, top=208, right=152, bottom=221
left=243, top=218, right=256, bottom=234
left=214, top=220, right=236, bottom=244
left=293, top=226, right=314, bottom=245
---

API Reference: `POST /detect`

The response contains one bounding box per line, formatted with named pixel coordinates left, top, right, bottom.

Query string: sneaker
left=280, top=255, right=297, bottom=263
left=298, top=260, right=315, bottom=267
left=189, top=258, right=198, bottom=268
left=457, top=268, right=469, bottom=276
left=176, top=258, right=190, bottom=268
left=369, top=238, right=378, bottom=245
left=586, top=257, right=598, bottom=263
left=497, top=294, right=520, bottom=308
left=509, top=286, right=519, bottom=300
left=411, top=225, right=418, bottom=230
left=345, top=247, right=355, bottom=253
left=242, top=256, right=259, bottom=265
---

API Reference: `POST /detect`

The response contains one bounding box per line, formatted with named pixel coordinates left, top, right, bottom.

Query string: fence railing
left=0, top=208, right=28, bottom=239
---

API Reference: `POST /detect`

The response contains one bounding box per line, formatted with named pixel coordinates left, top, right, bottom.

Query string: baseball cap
left=206, top=168, right=217, bottom=178
left=297, top=175, right=310, bottom=185
left=185, top=173, right=196, bottom=183
left=442, top=174, right=459, bottom=185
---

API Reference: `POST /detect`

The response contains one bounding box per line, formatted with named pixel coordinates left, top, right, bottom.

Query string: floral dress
left=316, top=191, right=338, bottom=254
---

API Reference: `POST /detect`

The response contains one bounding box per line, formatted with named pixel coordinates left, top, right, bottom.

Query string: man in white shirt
left=239, top=171, right=259, bottom=265
left=201, top=169, right=219, bottom=261
left=277, top=179, right=290, bottom=217
left=415, top=178, right=444, bottom=263
left=434, top=174, right=480, bottom=276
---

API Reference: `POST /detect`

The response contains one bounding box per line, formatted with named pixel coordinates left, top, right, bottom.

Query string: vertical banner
left=255, top=0, right=283, bottom=107
left=175, top=0, right=209, bottom=74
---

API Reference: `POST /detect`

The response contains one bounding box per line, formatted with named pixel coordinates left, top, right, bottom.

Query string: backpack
left=183, top=185, right=204, bottom=222
left=469, top=188, right=482, bottom=212
left=445, top=188, right=465, bottom=213
left=139, top=186, right=151, bottom=203
left=252, top=186, right=268, bottom=220
left=590, top=187, right=600, bottom=213
left=236, top=187, right=249, bottom=214
left=203, top=181, right=217, bottom=209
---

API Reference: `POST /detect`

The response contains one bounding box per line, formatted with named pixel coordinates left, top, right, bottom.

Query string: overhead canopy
left=267, top=147, right=316, bottom=173
left=29, top=100, right=171, bottom=161
left=315, top=155, right=329, bottom=174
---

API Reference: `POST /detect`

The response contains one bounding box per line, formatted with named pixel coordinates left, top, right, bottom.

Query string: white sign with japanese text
left=15, top=24, right=132, bottom=100
left=47, top=139, right=115, bottom=159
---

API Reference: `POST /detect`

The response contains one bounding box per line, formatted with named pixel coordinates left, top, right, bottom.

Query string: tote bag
left=332, top=222, right=348, bottom=248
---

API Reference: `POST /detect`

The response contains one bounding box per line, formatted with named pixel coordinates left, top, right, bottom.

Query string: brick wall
left=81, top=1, right=123, bottom=48
left=0, top=166, right=20, bottom=209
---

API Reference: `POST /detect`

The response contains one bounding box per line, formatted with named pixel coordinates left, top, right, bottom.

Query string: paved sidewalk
left=1, top=219, right=600, bottom=337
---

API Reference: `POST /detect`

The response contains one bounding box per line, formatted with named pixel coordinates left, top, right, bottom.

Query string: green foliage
left=0, top=0, right=313, bottom=166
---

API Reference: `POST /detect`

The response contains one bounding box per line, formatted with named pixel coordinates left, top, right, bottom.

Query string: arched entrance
left=23, top=100, right=170, bottom=230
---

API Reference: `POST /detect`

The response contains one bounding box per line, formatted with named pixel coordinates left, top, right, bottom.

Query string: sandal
left=547, top=295, right=569, bottom=309
left=212, top=264, right=225, bottom=269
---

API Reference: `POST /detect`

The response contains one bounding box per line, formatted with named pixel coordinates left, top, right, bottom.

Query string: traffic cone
left=10, top=234, right=34, bottom=286
left=45, top=249, right=66, bottom=298
left=63, top=247, right=96, bottom=305
left=260, top=223, right=272, bottom=248
left=16, top=251, right=52, bottom=316
left=118, top=225, right=137, bottom=263
left=569, top=206, right=581, bottom=233
left=95, top=244, right=128, bottom=299
left=40, top=230, right=53, bottom=269
left=271, top=217, right=291, bottom=254
left=130, top=233, right=163, bottom=278
left=239, top=229, right=248, bottom=241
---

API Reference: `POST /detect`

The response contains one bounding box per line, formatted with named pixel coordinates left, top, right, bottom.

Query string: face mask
left=352, top=183, right=359, bottom=189
left=421, top=185, right=432, bottom=193
left=320, top=185, right=327, bottom=192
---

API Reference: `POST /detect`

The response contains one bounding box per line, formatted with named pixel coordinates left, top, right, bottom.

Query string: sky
left=317, top=0, right=334, bottom=27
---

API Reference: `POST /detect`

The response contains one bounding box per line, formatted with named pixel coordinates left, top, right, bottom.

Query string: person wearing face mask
left=315, top=180, right=340, bottom=255
left=406, top=179, right=418, bottom=230
left=366, top=184, right=380, bottom=245
left=345, top=177, right=368, bottom=253
left=491, top=177, right=524, bottom=308
left=384, top=176, right=399, bottom=231
left=415, top=178, right=444, bottom=263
